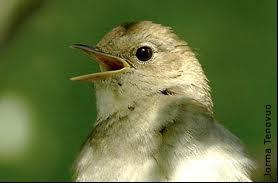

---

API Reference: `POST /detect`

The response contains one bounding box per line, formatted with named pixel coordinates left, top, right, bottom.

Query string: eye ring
left=135, top=46, right=153, bottom=62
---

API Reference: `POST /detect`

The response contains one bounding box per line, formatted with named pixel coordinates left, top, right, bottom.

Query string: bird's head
left=71, top=21, right=213, bottom=117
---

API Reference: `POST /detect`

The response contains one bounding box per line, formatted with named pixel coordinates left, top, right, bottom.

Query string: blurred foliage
left=0, top=0, right=45, bottom=52
left=0, top=0, right=276, bottom=181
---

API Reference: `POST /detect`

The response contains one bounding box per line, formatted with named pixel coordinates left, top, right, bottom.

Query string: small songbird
left=70, top=21, right=254, bottom=181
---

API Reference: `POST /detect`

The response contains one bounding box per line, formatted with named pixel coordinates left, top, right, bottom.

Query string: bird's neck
left=94, top=86, right=134, bottom=125
left=94, top=83, right=213, bottom=128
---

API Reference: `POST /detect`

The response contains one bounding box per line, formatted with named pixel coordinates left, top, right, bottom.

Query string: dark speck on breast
left=128, top=105, right=135, bottom=111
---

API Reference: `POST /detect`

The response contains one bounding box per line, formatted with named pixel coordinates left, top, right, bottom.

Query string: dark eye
left=135, top=46, right=153, bottom=61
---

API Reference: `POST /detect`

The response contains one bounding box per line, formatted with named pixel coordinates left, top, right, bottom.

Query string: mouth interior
left=95, top=54, right=125, bottom=72
left=70, top=44, right=130, bottom=81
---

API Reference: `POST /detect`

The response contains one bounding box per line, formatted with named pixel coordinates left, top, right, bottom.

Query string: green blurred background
left=0, top=0, right=276, bottom=181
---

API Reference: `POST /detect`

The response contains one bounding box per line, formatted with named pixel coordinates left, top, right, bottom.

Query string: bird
left=70, top=21, right=255, bottom=182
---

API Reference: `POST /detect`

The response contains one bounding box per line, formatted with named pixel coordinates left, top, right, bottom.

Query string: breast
left=74, top=140, right=163, bottom=181
left=73, top=103, right=164, bottom=181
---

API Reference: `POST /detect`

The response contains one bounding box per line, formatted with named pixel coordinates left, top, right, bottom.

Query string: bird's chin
left=70, top=44, right=130, bottom=81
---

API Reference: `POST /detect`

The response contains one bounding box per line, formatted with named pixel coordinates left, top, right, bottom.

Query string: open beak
left=70, top=44, right=130, bottom=81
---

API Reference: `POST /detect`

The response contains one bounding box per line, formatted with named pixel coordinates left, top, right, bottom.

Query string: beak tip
left=69, top=44, right=96, bottom=53
left=70, top=77, right=78, bottom=81
left=69, top=45, right=75, bottom=49
left=70, top=44, right=82, bottom=50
